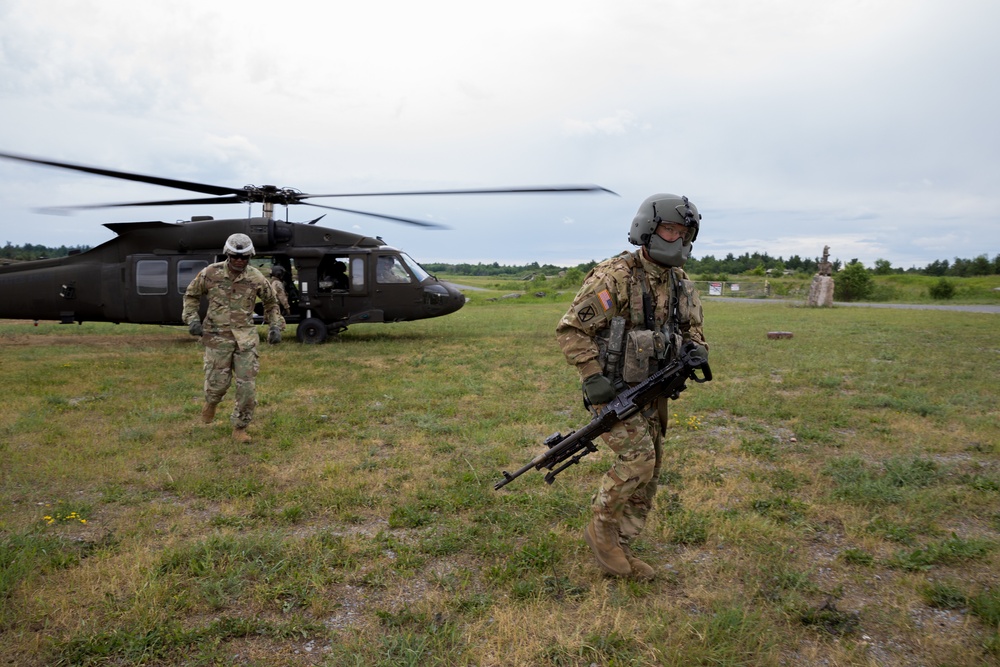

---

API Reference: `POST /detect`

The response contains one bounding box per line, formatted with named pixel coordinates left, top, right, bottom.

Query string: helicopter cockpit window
left=177, top=260, right=209, bottom=294
left=376, top=255, right=412, bottom=284
left=136, top=260, right=168, bottom=295
left=399, top=253, right=431, bottom=282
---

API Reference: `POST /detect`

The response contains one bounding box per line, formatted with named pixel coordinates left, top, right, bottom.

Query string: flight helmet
left=627, top=193, right=701, bottom=267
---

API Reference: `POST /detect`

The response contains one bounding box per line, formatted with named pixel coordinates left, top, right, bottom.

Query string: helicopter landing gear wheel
left=296, top=318, right=328, bottom=344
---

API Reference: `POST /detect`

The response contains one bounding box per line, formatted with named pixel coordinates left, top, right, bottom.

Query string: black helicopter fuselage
left=0, top=215, right=465, bottom=341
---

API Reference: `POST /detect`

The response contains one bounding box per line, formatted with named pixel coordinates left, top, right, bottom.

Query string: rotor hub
left=242, top=185, right=303, bottom=206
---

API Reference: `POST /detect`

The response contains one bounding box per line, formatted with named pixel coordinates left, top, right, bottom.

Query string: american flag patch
left=597, top=289, right=613, bottom=311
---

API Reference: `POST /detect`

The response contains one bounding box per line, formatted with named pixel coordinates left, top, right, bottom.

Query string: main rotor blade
left=301, top=202, right=449, bottom=229
left=0, top=151, right=242, bottom=197
left=2, top=150, right=616, bottom=227
left=36, top=196, right=247, bottom=214
left=300, top=184, right=618, bottom=199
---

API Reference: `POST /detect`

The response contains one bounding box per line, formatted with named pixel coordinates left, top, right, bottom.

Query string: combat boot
left=201, top=402, right=218, bottom=424
left=621, top=544, right=655, bottom=581
left=583, top=516, right=631, bottom=577
left=232, top=426, right=251, bottom=443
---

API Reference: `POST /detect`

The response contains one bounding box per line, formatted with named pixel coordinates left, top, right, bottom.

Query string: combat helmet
left=628, top=193, right=701, bottom=267
left=270, top=265, right=285, bottom=278
left=223, top=233, right=255, bottom=257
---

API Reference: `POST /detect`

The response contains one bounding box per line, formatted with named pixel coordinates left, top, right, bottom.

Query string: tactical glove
left=682, top=341, right=708, bottom=363
left=582, top=373, right=616, bottom=406
left=188, top=319, right=203, bottom=337
left=267, top=326, right=282, bottom=345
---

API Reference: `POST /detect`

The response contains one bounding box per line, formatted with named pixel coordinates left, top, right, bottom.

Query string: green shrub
left=928, top=277, right=956, bottom=300
left=834, top=261, right=874, bottom=301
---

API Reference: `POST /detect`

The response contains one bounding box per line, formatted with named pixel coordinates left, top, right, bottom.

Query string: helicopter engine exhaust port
left=296, top=317, right=328, bottom=344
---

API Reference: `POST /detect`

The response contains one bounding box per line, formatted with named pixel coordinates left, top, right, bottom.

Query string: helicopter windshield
left=399, top=253, right=430, bottom=282
left=376, top=255, right=411, bottom=284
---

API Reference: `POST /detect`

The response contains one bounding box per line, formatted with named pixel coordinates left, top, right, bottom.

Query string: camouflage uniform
left=556, top=249, right=706, bottom=547
left=182, top=261, right=285, bottom=428
left=270, top=277, right=290, bottom=313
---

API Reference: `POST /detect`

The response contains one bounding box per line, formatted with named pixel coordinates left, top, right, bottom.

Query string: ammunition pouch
left=622, top=329, right=667, bottom=383
left=666, top=328, right=683, bottom=362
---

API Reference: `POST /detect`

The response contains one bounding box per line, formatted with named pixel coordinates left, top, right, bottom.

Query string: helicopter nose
left=423, top=281, right=466, bottom=316
left=442, top=282, right=466, bottom=314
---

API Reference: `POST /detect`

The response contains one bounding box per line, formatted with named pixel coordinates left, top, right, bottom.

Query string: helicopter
left=0, top=151, right=614, bottom=343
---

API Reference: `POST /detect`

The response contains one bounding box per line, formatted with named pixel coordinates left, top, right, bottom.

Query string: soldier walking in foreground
left=556, top=194, right=709, bottom=580
left=183, top=233, right=285, bottom=442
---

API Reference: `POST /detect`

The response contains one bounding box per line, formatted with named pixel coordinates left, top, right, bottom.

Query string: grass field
left=1, top=298, right=998, bottom=666
left=439, top=272, right=1000, bottom=305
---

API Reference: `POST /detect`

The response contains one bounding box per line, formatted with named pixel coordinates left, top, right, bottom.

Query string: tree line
left=5, top=242, right=998, bottom=277
left=423, top=260, right=598, bottom=277
left=1, top=242, right=92, bottom=261
left=688, top=251, right=1000, bottom=277
left=426, top=251, right=1000, bottom=278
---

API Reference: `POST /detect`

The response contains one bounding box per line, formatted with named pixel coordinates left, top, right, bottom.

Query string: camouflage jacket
left=556, top=250, right=707, bottom=382
left=182, top=261, right=285, bottom=350
left=270, top=277, right=290, bottom=312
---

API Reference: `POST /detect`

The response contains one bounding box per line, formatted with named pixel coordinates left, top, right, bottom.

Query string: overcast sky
left=1, top=0, right=997, bottom=268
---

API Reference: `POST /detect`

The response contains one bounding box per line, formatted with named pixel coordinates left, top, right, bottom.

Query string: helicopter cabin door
left=308, top=254, right=366, bottom=324
left=125, top=254, right=212, bottom=325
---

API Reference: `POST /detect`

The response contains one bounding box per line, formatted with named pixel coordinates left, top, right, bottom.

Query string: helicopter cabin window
left=376, top=255, right=412, bottom=284
left=136, top=260, right=169, bottom=295
left=177, top=260, right=209, bottom=294
left=351, top=257, right=365, bottom=288
left=317, top=256, right=350, bottom=292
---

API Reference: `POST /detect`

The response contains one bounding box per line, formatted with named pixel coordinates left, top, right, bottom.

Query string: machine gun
left=493, top=347, right=711, bottom=491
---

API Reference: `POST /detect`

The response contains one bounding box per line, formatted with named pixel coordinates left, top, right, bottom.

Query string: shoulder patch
left=573, top=292, right=611, bottom=327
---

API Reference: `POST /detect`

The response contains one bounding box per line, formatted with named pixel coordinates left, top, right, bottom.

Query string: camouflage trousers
left=202, top=334, right=259, bottom=428
left=592, top=404, right=664, bottom=546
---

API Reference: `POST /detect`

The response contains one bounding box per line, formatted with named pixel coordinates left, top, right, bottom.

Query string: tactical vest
left=595, top=252, right=691, bottom=390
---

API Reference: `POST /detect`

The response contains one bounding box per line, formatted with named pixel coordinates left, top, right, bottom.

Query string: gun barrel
left=493, top=463, right=532, bottom=490
left=493, top=430, right=593, bottom=490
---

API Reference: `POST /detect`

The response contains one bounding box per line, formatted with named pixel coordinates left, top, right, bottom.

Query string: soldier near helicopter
left=556, top=193, right=709, bottom=580
left=183, top=233, right=286, bottom=443
left=269, top=265, right=291, bottom=314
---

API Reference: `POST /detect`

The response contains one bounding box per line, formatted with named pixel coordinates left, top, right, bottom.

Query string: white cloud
left=0, top=0, right=997, bottom=268
left=562, top=111, right=638, bottom=136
